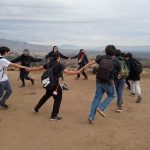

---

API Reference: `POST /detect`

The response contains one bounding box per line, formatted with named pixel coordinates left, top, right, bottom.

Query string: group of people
left=81, top=45, right=143, bottom=124
left=0, top=45, right=143, bottom=123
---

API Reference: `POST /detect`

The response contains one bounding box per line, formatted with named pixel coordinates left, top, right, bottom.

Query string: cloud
left=0, top=0, right=150, bottom=47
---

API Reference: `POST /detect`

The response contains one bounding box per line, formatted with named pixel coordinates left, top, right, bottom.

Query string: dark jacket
left=128, top=58, right=141, bottom=81
left=12, top=54, right=42, bottom=67
left=71, top=53, right=89, bottom=66
left=45, top=51, right=69, bottom=60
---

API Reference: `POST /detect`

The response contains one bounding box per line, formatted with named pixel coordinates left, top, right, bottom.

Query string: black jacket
left=71, top=53, right=89, bottom=66
left=11, top=54, right=42, bottom=67
left=45, top=51, right=69, bottom=60
left=128, top=58, right=141, bottom=81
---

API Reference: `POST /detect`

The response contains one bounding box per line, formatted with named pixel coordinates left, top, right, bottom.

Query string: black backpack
left=97, top=56, right=114, bottom=83
left=41, top=63, right=57, bottom=89
left=131, top=58, right=143, bottom=75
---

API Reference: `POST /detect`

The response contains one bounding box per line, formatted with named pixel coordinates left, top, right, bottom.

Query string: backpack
left=97, top=56, right=114, bottom=83
left=117, top=57, right=129, bottom=78
left=41, top=63, right=57, bottom=89
left=131, top=58, right=143, bottom=75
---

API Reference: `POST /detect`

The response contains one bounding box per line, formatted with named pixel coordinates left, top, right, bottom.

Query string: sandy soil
left=0, top=70, right=150, bottom=150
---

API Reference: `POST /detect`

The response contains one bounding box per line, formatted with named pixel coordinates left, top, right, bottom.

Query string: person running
left=79, top=45, right=122, bottom=124
left=71, top=49, right=89, bottom=80
left=128, top=53, right=143, bottom=103
left=0, top=46, right=29, bottom=109
left=28, top=52, right=80, bottom=121
left=11, top=49, right=42, bottom=87
left=114, top=49, right=129, bottom=112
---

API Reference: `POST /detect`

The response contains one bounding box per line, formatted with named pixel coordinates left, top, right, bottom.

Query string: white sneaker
left=96, top=108, right=106, bottom=117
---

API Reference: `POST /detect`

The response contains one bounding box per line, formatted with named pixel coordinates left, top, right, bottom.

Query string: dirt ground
left=0, top=70, right=150, bottom=150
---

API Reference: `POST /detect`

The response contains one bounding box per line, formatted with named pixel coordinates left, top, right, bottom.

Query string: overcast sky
left=0, top=0, right=150, bottom=47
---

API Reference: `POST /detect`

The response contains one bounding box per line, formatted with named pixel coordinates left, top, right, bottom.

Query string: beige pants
left=130, top=80, right=142, bottom=96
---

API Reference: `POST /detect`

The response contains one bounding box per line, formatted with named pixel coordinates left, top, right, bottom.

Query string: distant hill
left=0, top=39, right=51, bottom=53
left=0, top=39, right=150, bottom=57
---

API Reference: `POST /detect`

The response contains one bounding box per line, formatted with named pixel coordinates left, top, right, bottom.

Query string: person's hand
left=77, top=70, right=80, bottom=74
left=25, top=67, right=31, bottom=72
left=78, top=68, right=83, bottom=73
left=117, top=74, right=121, bottom=79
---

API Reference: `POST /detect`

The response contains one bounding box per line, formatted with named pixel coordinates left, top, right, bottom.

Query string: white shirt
left=0, top=57, right=11, bottom=82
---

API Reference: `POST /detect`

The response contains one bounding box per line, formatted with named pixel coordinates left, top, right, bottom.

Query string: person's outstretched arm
left=63, top=69, right=80, bottom=75
left=28, top=66, right=44, bottom=71
left=59, top=52, right=69, bottom=59
left=45, top=52, right=52, bottom=60
left=9, top=63, right=29, bottom=69
left=11, top=56, right=22, bottom=63
left=79, top=60, right=96, bottom=72
left=29, top=56, right=42, bottom=62
left=70, top=54, right=79, bottom=59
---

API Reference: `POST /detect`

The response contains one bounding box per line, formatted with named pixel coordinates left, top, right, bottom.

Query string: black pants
left=126, top=77, right=131, bottom=89
left=34, top=85, right=62, bottom=117
left=77, top=65, right=88, bottom=79
left=20, top=70, right=33, bottom=85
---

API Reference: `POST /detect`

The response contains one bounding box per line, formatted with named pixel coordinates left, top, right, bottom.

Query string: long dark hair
left=52, top=46, right=58, bottom=52
left=79, top=49, right=85, bottom=55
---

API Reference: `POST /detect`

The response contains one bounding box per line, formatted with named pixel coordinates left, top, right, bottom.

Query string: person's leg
left=134, top=81, right=141, bottom=96
left=126, top=78, right=131, bottom=89
left=135, top=81, right=142, bottom=103
left=24, top=71, right=34, bottom=85
left=82, top=69, right=88, bottom=79
left=75, top=66, right=82, bottom=79
left=51, top=86, right=62, bottom=118
left=34, top=89, right=53, bottom=111
left=114, top=79, right=119, bottom=106
left=116, top=79, right=126, bottom=110
left=89, top=80, right=105, bottom=121
left=98, top=82, right=116, bottom=112
left=0, top=82, right=5, bottom=101
left=20, top=71, right=25, bottom=87
left=0, top=80, right=12, bottom=105
left=130, top=80, right=135, bottom=95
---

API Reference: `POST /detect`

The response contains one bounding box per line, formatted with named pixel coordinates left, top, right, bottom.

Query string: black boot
left=30, top=79, right=35, bottom=85
left=21, top=82, right=25, bottom=87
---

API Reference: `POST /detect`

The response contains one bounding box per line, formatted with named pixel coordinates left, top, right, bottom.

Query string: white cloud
left=0, top=0, right=150, bottom=47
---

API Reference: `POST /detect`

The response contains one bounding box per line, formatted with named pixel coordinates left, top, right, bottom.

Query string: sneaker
left=88, top=118, right=93, bottom=124
left=0, top=102, right=9, bottom=109
left=116, top=108, right=122, bottom=113
left=96, top=108, right=106, bottom=118
left=31, top=79, right=35, bottom=85
left=121, top=104, right=125, bottom=107
left=83, top=77, right=88, bottom=80
left=20, top=82, right=25, bottom=87
left=63, top=86, right=69, bottom=90
left=136, top=95, right=142, bottom=103
left=62, top=83, right=69, bottom=90
left=32, top=108, right=38, bottom=113
left=50, top=116, right=62, bottom=121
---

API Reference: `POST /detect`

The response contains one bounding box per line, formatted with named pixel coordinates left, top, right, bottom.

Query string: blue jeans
left=89, top=80, right=116, bottom=121
left=0, top=80, right=12, bottom=104
left=114, top=79, right=126, bottom=109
